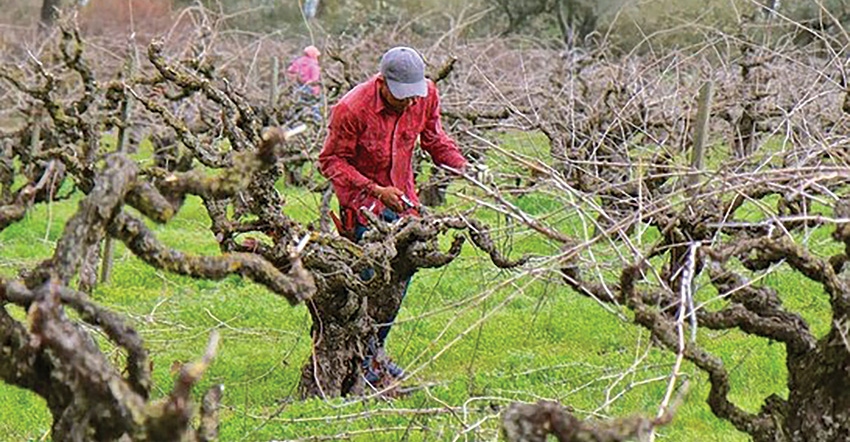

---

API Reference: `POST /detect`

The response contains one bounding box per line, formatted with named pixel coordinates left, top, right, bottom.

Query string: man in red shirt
left=318, top=46, right=467, bottom=385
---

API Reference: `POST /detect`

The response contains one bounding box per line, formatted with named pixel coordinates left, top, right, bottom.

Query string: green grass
left=0, top=135, right=819, bottom=441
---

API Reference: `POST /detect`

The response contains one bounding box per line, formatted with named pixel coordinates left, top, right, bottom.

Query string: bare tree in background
left=40, top=0, right=61, bottom=29
left=488, top=0, right=611, bottom=47
left=555, top=0, right=598, bottom=48
left=304, top=0, right=319, bottom=19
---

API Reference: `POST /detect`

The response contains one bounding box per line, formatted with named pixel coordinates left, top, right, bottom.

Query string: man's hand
left=372, top=185, right=405, bottom=212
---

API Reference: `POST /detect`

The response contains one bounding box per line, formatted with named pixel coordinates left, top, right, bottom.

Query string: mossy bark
left=298, top=251, right=412, bottom=398
left=780, top=328, right=850, bottom=442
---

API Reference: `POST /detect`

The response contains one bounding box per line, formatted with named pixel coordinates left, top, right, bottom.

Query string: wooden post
left=101, top=41, right=137, bottom=285
left=687, top=80, right=713, bottom=195
left=39, top=0, right=61, bottom=31
left=31, top=109, right=45, bottom=241
left=30, top=110, right=42, bottom=154
left=269, top=56, right=280, bottom=126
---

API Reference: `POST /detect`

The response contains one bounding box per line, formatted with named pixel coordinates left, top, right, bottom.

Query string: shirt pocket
left=359, top=132, right=389, bottom=172
left=397, top=129, right=419, bottom=151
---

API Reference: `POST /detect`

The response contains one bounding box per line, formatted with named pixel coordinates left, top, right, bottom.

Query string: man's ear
left=376, top=76, right=388, bottom=96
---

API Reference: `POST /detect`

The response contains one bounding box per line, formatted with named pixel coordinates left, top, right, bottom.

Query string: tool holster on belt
left=330, top=207, right=358, bottom=241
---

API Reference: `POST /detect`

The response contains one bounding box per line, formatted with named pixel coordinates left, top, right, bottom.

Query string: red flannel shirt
left=318, top=75, right=467, bottom=223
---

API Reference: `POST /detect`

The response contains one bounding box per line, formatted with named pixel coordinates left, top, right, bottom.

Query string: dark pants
left=294, top=85, right=322, bottom=124
left=353, top=208, right=410, bottom=347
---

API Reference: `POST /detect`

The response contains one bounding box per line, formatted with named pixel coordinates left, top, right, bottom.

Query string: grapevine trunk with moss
left=298, top=251, right=412, bottom=398
left=0, top=22, right=321, bottom=440
left=559, top=182, right=850, bottom=441
left=293, top=213, right=522, bottom=398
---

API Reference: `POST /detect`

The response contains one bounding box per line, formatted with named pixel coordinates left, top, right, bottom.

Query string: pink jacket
left=287, top=55, right=321, bottom=95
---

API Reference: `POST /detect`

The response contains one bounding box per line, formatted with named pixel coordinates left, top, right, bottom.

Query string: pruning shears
left=400, top=194, right=417, bottom=210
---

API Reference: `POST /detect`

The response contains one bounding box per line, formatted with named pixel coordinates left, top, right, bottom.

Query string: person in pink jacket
left=318, top=46, right=468, bottom=385
left=287, top=45, right=322, bottom=123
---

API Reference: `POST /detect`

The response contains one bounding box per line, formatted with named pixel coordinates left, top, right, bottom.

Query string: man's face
left=378, top=78, right=417, bottom=113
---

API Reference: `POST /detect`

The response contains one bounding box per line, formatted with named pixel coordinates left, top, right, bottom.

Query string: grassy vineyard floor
left=0, top=179, right=793, bottom=441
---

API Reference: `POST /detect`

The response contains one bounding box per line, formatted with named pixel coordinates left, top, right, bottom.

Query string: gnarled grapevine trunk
left=783, top=327, right=850, bottom=442
left=298, top=247, right=414, bottom=398
left=295, top=216, right=522, bottom=398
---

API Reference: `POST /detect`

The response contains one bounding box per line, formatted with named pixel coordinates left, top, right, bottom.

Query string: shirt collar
left=369, top=75, right=388, bottom=114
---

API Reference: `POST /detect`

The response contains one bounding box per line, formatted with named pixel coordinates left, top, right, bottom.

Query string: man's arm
left=419, top=84, right=467, bottom=171
left=318, top=103, right=376, bottom=193
left=286, top=58, right=299, bottom=81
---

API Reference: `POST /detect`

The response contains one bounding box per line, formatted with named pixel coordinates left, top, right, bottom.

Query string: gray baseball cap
left=379, top=46, right=427, bottom=99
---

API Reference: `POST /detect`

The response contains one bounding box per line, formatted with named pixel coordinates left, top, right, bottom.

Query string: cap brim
left=386, top=79, right=427, bottom=99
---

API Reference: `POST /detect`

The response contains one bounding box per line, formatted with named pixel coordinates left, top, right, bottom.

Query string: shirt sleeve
left=286, top=58, right=299, bottom=77
left=318, top=103, right=375, bottom=192
left=305, top=61, right=321, bottom=85
left=420, top=84, right=467, bottom=171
